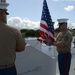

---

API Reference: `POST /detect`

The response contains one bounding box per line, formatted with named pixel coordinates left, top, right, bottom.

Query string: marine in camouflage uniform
left=56, top=29, right=72, bottom=75
left=45, top=18, right=72, bottom=75
left=54, top=19, right=72, bottom=75
left=56, top=29, right=72, bottom=53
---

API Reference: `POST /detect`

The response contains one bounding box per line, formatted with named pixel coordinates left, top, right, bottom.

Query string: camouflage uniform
left=56, top=29, right=72, bottom=75
left=56, top=29, right=72, bottom=53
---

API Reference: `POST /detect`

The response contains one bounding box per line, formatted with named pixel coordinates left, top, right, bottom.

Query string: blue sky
left=6, top=0, right=75, bottom=30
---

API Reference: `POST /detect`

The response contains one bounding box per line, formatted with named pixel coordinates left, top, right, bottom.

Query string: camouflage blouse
left=56, top=30, right=72, bottom=53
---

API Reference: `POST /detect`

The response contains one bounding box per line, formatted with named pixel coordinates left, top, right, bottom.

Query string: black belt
left=59, top=51, right=70, bottom=54
left=0, top=63, right=14, bottom=69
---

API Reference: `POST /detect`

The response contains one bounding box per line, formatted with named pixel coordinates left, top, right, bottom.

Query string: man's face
left=0, top=10, right=7, bottom=23
left=58, top=23, right=65, bottom=31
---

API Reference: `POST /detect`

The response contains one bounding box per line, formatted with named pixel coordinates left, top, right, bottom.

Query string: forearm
left=53, top=41, right=65, bottom=47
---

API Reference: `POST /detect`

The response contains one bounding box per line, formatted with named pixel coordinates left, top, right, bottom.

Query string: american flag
left=37, top=0, right=55, bottom=44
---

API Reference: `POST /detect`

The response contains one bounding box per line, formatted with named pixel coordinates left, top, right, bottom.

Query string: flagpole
left=34, top=41, right=40, bottom=47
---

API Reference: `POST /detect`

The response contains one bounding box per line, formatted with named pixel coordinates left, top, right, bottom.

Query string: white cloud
left=67, top=22, right=75, bottom=29
left=54, top=22, right=58, bottom=29
left=64, top=6, right=74, bottom=12
left=7, top=17, right=74, bottom=30
left=70, top=23, right=75, bottom=29
left=7, top=17, right=40, bottom=30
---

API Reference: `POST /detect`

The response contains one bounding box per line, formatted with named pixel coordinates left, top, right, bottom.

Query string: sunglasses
left=58, top=23, right=67, bottom=27
left=0, top=9, right=9, bottom=15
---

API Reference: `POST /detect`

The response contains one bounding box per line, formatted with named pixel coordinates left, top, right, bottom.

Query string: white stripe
left=38, top=37, right=45, bottom=41
left=40, top=20, right=54, bottom=38
left=40, top=27, right=54, bottom=38
left=40, top=20, right=48, bottom=28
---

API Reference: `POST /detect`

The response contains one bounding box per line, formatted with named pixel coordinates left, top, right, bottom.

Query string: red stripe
left=39, top=31, right=46, bottom=39
left=37, top=37, right=47, bottom=44
left=39, top=30, right=55, bottom=41
left=37, top=38, right=43, bottom=43
left=40, top=23, right=54, bottom=36
left=37, top=22, right=55, bottom=43
left=40, top=30, right=48, bottom=39
left=40, top=24, right=54, bottom=39
left=48, top=35, right=55, bottom=41
left=64, top=54, right=67, bottom=75
left=40, top=23, right=49, bottom=31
